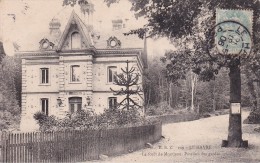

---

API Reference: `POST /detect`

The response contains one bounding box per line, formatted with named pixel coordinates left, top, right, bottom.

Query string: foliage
left=33, top=111, right=48, bottom=125
left=243, top=110, right=260, bottom=124
left=33, top=112, right=57, bottom=131
left=195, top=69, right=230, bottom=113
left=0, top=111, right=19, bottom=130
left=98, top=106, right=143, bottom=127
left=144, top=56, right=232, bottom=114
left=110, top=60, right=143, bottom=110
left=33, top=108, right=156, bottom=132
left=143, top=56, right=169, bottom=106
left=0, top=56, right=21, bottom=130
left=14, top=56, right=22, bottom=106
left=63, top=0, right=260, bottom=115
left=145, top=101, right=174, bottom=116
left=255, top=127, right=260, bottom=132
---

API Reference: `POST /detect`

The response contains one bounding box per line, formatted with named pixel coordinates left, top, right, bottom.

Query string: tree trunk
left=225, top=58, right=245, bottom=147
left=191, top=72, right=197, bottom=111
left=256, top=82, right=260, bottom=112
left=213, top=81, right=216, bottom=112
left=147, top=86, right=151, bottom=106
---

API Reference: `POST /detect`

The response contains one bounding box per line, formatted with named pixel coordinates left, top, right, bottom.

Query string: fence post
left=0, top=132, right=6, bottom=162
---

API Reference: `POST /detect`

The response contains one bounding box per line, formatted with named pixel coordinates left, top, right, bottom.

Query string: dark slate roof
left=18, top=10, right=144, bottom=51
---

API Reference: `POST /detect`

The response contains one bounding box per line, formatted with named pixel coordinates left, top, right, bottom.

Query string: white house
left=18, top=10, right=147, bottom=131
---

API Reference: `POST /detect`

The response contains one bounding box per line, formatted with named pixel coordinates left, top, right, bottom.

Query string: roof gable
left=57, top=11, right=94, bottom=51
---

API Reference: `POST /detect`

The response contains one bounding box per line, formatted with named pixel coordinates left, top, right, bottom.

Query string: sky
left=0, top=0, right=175, bottom=58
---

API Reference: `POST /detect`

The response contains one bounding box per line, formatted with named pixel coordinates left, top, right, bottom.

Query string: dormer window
left=71, top=32, right=81, bottom=49
left=39, top=38, right=54, bottom=50
left=107, top=36, right=121, bottom=49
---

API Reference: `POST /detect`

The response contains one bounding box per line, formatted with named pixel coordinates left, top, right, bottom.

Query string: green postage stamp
left=215, top=9, right=253, bottom=56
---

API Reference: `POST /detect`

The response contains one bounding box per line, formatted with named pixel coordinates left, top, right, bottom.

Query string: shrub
left=33, top=111, right=57, bottom=131
left=98, top=106, right=143, bottom=127
left=243, top=111, right=260, bottom=124
left=145, top=102, right=175, bottom=116
left=33, top=112, right=48, bottom=124
left=254, top=127, right=260, bottom=132
left=34, top=107, right=156, bottom=132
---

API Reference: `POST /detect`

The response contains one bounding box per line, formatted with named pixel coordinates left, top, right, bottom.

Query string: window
left=41, top=98, right=49, bottom=116
left=40, top=68, right=49, bottom=84
left=69, top=97, right=82, bottom=113
left=108, top=97, right=117, bottom=109
left=71, top=32, right=81, bottom=49
left=71, top=65, right=80, bottom=82
left=108, top=66, right=117, bottom=83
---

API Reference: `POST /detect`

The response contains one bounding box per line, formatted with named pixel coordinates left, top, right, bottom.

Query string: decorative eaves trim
left=16, top=48, right=144, bottom=60
left=96, top=48, right=143, bottom=54
left=17, top=51, right=58, bottom=58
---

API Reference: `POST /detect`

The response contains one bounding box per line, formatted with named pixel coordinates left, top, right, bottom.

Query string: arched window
left=71, top=32, right=81, bottom=49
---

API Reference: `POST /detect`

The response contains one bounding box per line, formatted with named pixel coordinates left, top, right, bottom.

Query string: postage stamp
left=1, top=1, right=260, bottom=163
left=215, top=9, right=253, bottom=56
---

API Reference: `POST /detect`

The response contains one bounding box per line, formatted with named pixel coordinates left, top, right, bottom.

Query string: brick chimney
left=49, top=18, right=61, bottom=38
left=112, top=19, right=123, bottom=30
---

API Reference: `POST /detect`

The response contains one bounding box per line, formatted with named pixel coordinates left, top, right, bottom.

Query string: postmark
left=215, top=21, right=252, bottom=56
left=215, top=9, right=253, bottom=57
left=206, top=9, right=253, bottom=57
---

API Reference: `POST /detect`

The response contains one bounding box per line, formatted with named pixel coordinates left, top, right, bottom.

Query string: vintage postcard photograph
left=0, top=0, right=260, bottom=162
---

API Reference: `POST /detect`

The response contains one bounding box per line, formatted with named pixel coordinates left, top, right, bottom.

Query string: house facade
left=18, top=11, right=147, bottom=131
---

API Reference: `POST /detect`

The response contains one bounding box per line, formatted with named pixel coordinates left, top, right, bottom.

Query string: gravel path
left=92, top=111, right=260, bottom=163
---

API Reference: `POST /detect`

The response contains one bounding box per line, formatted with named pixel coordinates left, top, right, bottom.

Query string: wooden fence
left=0, top=123, right=162, bottom=162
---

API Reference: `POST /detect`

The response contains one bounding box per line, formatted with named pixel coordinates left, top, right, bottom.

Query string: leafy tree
left=63, top=0, right=260, bottom=121
left=143, top=56, right=168, bottom=106
left=0, top=56, right=21, bottom=130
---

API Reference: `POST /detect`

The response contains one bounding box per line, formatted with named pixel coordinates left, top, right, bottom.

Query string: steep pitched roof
left=94, top=29, right=144, bottom=49
left=57, top=10, right=94, bottom=50
left=17, top=10, right=144, bottom=52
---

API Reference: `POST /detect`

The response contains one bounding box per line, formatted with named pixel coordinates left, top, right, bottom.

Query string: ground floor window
left=108, top=97, right=117, bottom=109
left=41, top=98, right=49, bottom=116
left=69, top=97, right=82, bottom=113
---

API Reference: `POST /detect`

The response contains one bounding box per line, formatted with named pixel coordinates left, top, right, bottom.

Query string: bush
left=34, top=107, right=156, bottom=132
left=254, top=127, right=260, bottom=132
left=33, top=111, right=58, bottom=131
left=98, top=106, right=144, bottom=127
left=145, top=102, right=175, bottom=116
left=33, top=112, right=48, bottom=124
left=243, top=111, right=260, bottom=124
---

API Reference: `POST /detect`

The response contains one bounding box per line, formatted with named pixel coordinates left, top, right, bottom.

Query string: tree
left=110, top=60, right=143, bottom=111
left=0, top=56, right=21, bottom=130
left=63, top=0, right=260, bottom=114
